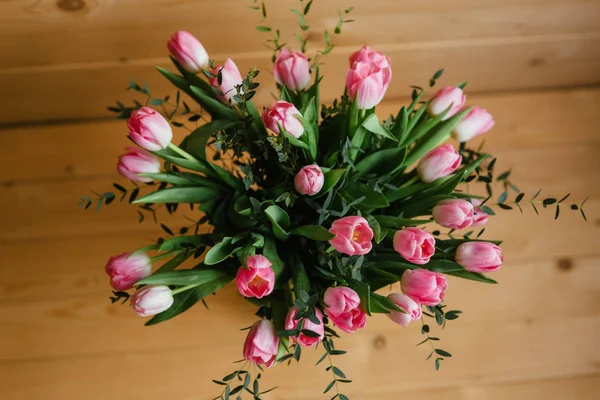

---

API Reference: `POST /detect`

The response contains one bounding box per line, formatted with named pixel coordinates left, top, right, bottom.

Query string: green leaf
left=353, top=147, right=405, bottom=178
left=374, top=215, right=432, bottom=229
left=403, top=107, right=472, bottom=167
left=445, top=270, right=498, bottom=284
left=204, top=237, right=243, bottom=265
left=343, top=181, right=390, bottom=209
left=155, top=251, right=192, bottom=273
left=361, top=113, right=398, bottom=142
left=263, top=237, right=286, bottom=287
left=159, top=235, right=208, bottom=252
left=366, top=214, right=383, bottom=244
left=291, top=257, right=311, bottom=299
left=291, top=225, right=335, bottom=241
left=256, top=25, right=271, bottom=32
left=283, top=130, right=310, bottom=150
left=435, top=349, right=452, bottom=357
left=264, top=205, right=291, bottom=241
left=132, top=186, right=223, bottom=204
left=137, top=268, right=228, bottom=286
left=348, top=279, right=371, bottom=316
left=296, top=114, right=318, bottom=161
left=180, top=120, right=241, bottom=160
left=320, top=168, right=346, bottom=194
left=145, top=271, right=232, bottom=325
left=370, top=292, right=404, bottom=314
left=189, top=86, right=239, bottom=120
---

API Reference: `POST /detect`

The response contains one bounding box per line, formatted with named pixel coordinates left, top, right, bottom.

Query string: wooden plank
left=2, top=88, right=599, bottom=183
left=0, top=313, right=598, bottom=399
left=1, top=253, right=599, bottom=361
left=2, top=1, right=598, bottom=68
left=2, top=34, right=599, bottom=123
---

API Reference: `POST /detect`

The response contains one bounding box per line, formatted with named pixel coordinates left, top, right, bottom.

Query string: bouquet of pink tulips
left=83, top=3, right=588, bottom=398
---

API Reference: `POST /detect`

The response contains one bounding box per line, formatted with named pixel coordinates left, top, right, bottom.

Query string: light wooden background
left=1, top=1, right=599, bottom=399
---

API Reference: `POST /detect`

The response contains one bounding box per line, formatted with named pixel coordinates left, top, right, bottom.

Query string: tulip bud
left=117, top=147, right=161, bottom=183
left=428, top=86, right=466, bottom=120
left=456, top=242, right=503, bottom=273
left=261, top=100, right=305, bottom=138
left=243, top=319, right=279, bottom=368
left=329, top=216, right=374, bottom=256
left=127, top=107, right=173, bottom=152
left=386, top=293, right=422, bottom=327
left=285, top=306, right=325, bottom=347
left=471, top=199, right=490, bottom=226
left=130, top=285, right=174, bottom=317
left=294, top=164, right=324, bottom=196
left=432, top=199, right=474, bottom=230
left=209, top=59, right=244, bottom=102
left=105, top=251, right=152, bottom=291
left=416, top=144, right=462, bottom=183
left=273, top=48, right=311, bottom=91
left=167, top=30, right=209, bottom=72
left=346, top=47, right=392, bottom=110
left=393, top=227, right=436, bottom=265
left=323, top=286, right=367, bottom=333
left=236, top=255, right=275, bottom=299
left=349, top=45, right=392, bottom=71
left=401, top=269, right=447, bottom=306
left=452, top=106, right=495, bottom=142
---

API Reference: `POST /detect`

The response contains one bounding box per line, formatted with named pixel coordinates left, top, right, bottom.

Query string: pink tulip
left=243, top=319, right=280, bottom=368
left=261, top=100, right=305, bottom=138
left=432, top=199, right=474, bottom=230
left=285, top=306, right=325, bottom=347
left=209, top=58, right=244, bottom=102
left=393, top=228, right=436, bottom=265
left=127, top=107, right=173, bottom=152
left=294, top=164, right=324, bottom=196
left=401, top=269, right=447, bottom=306
left=130, top=285, right=174, bottom=317
left=273, top=48, right=311, bottom=91
left=329, top=216, right=374, bottom=256
left=349, top=45, right=392, bottom=71
left=117, top=147, right=161, bottom=183
left=428, top=86, right=466, bottom=120
left=416, top=144, right=462, bottom=183
left=386, top=293, right=422, bottom=327
left=346, top=57, right=392, bottom=110
left=452, top=106, right=495, bottom=142
left=456, top=242, right=503, bottom=273
left=105, top=251, right=152, bottom=291
left=236, top=255, right=275, bottom=299
left=323, top=286, right=367, bottom=334
left=471, top=199, right=490, bottom=226
left=167, top=30, right=209, bottom=73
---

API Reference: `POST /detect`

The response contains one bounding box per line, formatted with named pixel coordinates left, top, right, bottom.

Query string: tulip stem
left=399, top=175, right=419, bottom=188
left=172, top=284, right=200, bottom=295
left=168, top=143, right=200, bottom=163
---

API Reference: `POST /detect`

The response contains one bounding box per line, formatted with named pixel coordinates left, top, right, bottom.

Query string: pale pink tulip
left=346, top=57, right=392, bottom=110
left=209, top=59, right=244, bottom=102
left=117, top=147, right=161, bottom=183
left=386, top=293, right=422, bottom=327
left=236, top=255, right=275, bottom=299
left=273, top=48, right=311, bottom=91
left=401, top=269, right=447, bottom=306
left=456, top=242, right=503, bottom=273
left=323, top=286, right=367, bottom=334
left=294, top=164, right=324, bottom=196
left=167, top=30, right=209, bottom=72
left=243, top=319, right=280, bottom=368
left=432, top=199, right=474, bottom=230
left=349, top=45, right=392, bottom=71
left=127, top=107, right=173, bottom=152
left=329, top=216, right=374, bottom=256
left=428, top=86, right=466, bottom=120
left=393, top=228, right=436, bottom=265
left=105, top=251, right=152, bottom=291
left=416, top=144, right=462, bottom=183
left=130, top=285, right=174, bottom=317
left=471, top=199, right=490, bottom=226
left=452, top=106, right=495, bottom=142
left=261, top=100, right=305, bottom=138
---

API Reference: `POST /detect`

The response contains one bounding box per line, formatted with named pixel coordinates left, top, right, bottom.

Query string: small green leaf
left=291, top=225, right=335, bottom=241
left=264, top=205, right=291, bottom=241
left=204, top=237, right=243, bottom=265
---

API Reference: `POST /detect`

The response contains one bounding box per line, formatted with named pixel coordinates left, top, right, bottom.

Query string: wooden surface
left=1, top=1, right=600, bottom=399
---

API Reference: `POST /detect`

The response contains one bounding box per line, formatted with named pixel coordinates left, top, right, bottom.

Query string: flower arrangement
left=81, top=2, right=589, bottom=398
